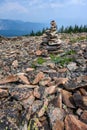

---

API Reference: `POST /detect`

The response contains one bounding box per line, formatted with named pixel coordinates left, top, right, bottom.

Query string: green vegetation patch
left=36, top=57, right=46, bottom=64
left=50, top=49, right=75, bottom=66
left=50, top=55, right=73, bottom=66
left=65, top=50, right=76, bottom=55
left=31, top=57, right=46, bottom=68
left=70, top=36, right=87, bottom=43
left=28, top=119, right=39, bottom=130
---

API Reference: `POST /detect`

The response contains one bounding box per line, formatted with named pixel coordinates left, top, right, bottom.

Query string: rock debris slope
left=0, top=23, right=87, bottom=130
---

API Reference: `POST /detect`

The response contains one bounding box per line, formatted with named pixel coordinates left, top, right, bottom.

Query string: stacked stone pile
left=40, top=20, right=62, bottom=52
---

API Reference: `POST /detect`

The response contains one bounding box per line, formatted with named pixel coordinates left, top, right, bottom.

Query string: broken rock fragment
left=12, top=60, right=18, bottom=68
left=0, top=75, right=18, bottom=85
left=17, top=73, right=30, bottom=84
left=62, top=90, right=75, bottom=108
left=32, top=72, right=44, bottom=84
left=65, top=114, right=87, bottom=130
left=53, top=120, right=64, bottom=130
left=45, top=85, right=57, bottom=95
left=73, top=93, right=87, bottom=109
left=80, top=110, right=87, bottom=124
left=0, top=88, right=9, bottom=98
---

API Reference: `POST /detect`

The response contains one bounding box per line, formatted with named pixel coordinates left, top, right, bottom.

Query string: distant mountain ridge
left=0, top=19, right=47, bottom=37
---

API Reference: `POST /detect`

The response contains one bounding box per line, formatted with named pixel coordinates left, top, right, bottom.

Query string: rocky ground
left=0, top=33, right=87, bottom=130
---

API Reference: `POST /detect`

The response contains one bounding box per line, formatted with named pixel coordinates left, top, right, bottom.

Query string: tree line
left=25, top=25, right=87, bottom=36
left=59, top=25, right=87, bottom=33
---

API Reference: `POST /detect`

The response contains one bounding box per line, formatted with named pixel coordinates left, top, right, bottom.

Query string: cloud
left=0, top=1, right=28, bottom=14
left=27, top=0, right=87, bottom=9
left=0, top=0, right=87, bottom=23
left=67, top=0, right=87, bottom=5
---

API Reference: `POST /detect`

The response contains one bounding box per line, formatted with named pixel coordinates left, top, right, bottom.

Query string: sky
left=0, top=0, right=87, bottom=26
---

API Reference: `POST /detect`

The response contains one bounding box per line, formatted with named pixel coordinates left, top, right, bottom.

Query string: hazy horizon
left=0, top=0, right=87, bottom=27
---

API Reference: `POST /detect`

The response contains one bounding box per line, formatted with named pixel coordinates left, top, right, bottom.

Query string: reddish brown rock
left=65, top=114, right=87, bottom=130
left=57, top=92, right=62, bottom=109
left=79, top=88, right=87, bottom=96
left=76, top=108, right=83, bottom=116
left=0, top=88, right=9, bottom=98
left=80, top=110, right=87, bottom=124
left=82, top=96, right=87, bottom=108
left=17, top=73, right=30, bottom=84
left=62, top=90, right=75, bottom=108
left=22, top=94, right=35, bottom=107
left=58, top=68, right=67, bottom=73
left=33, top=72, right=44, bottom=84
left=53, top=120, right=64, bottom=130
left=17, top=84, right=38, bottom=89
left=0, top=75, right=18, bottom=84
left=34, top=87, right=41, bottom=99
left=45, top=85, right=57, bottom=95
left=35, top=50, right=42, bottom=56
left=3, top=65, right=10, bottom=72
left=47, top=81, right=55, bottom=87
left=54, top=77, right=68, bottom=86
left=26, top=67, right=34, bottom=72
left=39, top=77, right=51, bottom=86
left=47, top=105, right=65, bottom=129
left=49, top=94, right=62, bottom=108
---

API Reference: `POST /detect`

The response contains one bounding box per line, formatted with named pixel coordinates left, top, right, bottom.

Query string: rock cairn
left=40, top=20, right=62, bottom=53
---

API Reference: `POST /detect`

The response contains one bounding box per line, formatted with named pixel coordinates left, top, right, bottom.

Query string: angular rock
left=26, top=67, right=34, bottom=72
left=46, top=45, right=61, bottom=51
left=40, top=118, right=50, bottom=130
left=0, top=75, right=18, bottom=85
left=39, top=77, right=51, bottom=86
left=67, top=62, right=77, bottom=71
left=10, top=87, right=33, bottom=101
left=73, top=93, right=87, bottom=109
left=76, top=108, right=83, bottom=116
left=54, top=77, right=68, bottom=86
left=47, top=105, right=65, bottom=129
left=22, top=94, right=35, bottom=108
left=17, top=73, right=30, bottom=84
left=79, top=88, right=87, bottom=96
left=65, top=114, right=87, bottom=130
left=0, top=88, right=9, bottom=98
left=57, top=92, right=62, bottom=109
left=45, top=85, right=57, bottom=95
left=58, top=68, right=67, bottom=73
left=34, top=87, right=41, bottom=99
left=62, top=90, right=75, bottom=108
left=53, top=120, right=64, bottom=130
left=17, top=84, right=38, bottom=89
left=38, top=99, right=48, bottom=117
left=80, top=110, right=87, bottom=124
left=32, top=100, right=43, bottom=113
left=32, top=72, right=44, bottom=84
left=12, top=60, right=18, bottom=68
left=49, top=93, right=62, bottom=108
left=64, top=76, right=87, bottom=90
left=35, top=50, right=42, bottom=56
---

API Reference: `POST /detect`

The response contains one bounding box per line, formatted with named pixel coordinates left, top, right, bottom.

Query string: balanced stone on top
left=41, top=20, right=62, bottom=52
